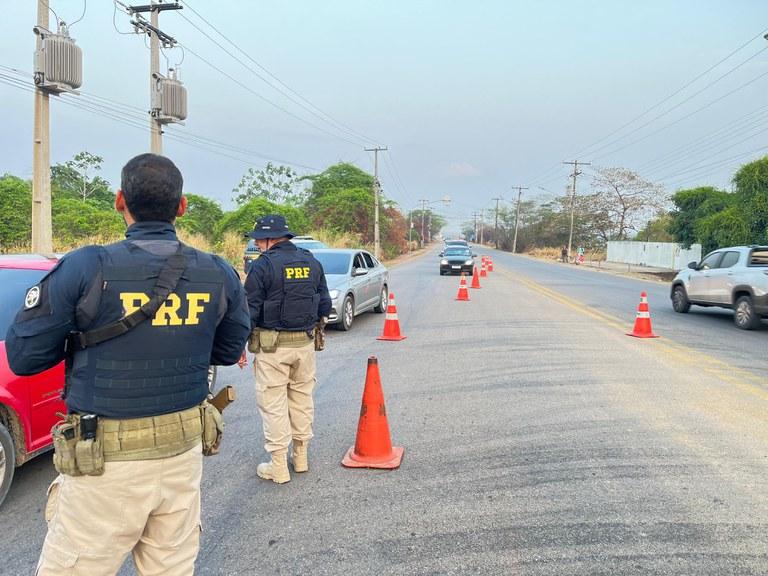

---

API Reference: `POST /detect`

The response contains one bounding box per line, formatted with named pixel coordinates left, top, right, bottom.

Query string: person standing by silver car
left=244, top=215, right=331, bottom=483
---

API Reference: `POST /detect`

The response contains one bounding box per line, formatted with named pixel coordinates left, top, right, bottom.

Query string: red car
left=0, top=255, right=65, bottom=507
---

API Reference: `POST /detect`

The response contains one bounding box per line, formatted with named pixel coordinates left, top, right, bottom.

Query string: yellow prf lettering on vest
left=284, top=266, right=311, bottom=280
left=119, top=292, right=211, bottom=326
left=186, top=293, right=211, bottom=325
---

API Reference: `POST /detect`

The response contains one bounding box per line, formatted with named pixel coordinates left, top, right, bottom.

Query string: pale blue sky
left=2, top=1, right=767, bottom=232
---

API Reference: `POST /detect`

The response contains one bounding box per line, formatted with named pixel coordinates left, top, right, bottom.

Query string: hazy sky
left=2, top=1, right=767, bottom=233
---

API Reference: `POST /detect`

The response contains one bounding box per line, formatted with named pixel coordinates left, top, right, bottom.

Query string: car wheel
left=0, top=422, right=16, bottom=508
left=734, top=295, right=761, bottom=330
left=374, top=286, right=388, bottom=313
left=339, top=295, right=354, bottom=331
left=671, top=285, right=690, bottom=313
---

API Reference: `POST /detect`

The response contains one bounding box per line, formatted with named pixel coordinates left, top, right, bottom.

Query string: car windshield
left=445, top=249, right=471, bottom=257
left=312, top=252, right=351, bottom=275
left=0, top=269, right=48, bottom=337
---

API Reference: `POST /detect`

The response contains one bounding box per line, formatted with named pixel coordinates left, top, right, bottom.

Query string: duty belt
left=99, top=406, right=203, bottom=461
left=276, top=330, right=313, bottom=348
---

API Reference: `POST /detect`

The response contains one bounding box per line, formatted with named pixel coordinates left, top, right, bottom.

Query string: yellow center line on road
left=498, top=268, right=768, bottom=398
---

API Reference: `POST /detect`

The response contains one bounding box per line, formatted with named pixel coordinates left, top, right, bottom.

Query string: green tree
left=0, top=175, right=32, bottom=250
left=668, top=186, right=732, bottom=248
left=52, top=198, right=124, bottom=244
left=694, top=205, right=752, bottom=252
left=51, top=151, right=114, bottom=210
left=232, top=163, right=305, bottom=206
left=637, top=212, right=675, bottom=242
left=214, top=198, right=308, bottom=241
left=303, top=163, right=374, bottom=213
left=176, top=194, right=224, bottom=240
left=732, top=156, right=768, bottom=244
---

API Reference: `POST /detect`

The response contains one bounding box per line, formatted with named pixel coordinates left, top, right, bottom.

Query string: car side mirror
left=353, top=267, right=368, bottom=277
left=473, top=253, right=478, bottom=257
left=687, top=261, right=698, bottom=270
left=439, top=252, right=444, bottom=257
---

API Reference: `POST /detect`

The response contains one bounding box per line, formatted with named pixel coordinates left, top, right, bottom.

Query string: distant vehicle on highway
left=439, top=245, right=476, bottom=276
left=670, top=245, right=768, bottom=330
left=444, top=239, right=469, bottom=248
left=0, top=255, right=66, bottom=507
left=310, top=249, right=388, bottom=331
left=243, top=235, right=328, bottom=275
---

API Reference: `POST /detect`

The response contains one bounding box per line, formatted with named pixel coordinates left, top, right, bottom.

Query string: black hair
left=120, top=153, right=183, bottom=222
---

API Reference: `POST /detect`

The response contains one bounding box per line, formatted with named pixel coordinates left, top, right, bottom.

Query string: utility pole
left=479, top=209, right=484, bottom=245
left=511, top=186, right=529, bottom=254
left=472, top=211, right=479, bottom=243
left=127, top=2, right=182, bottom=154
left=418, top=199, right=428, bottom=247
left=365, top=146, right=387, bottom=259
left=492, top=197, right=503, bottom=249
left=563, top=160, right=591, bottom=259
left=32, top=0, right=52, bottom=253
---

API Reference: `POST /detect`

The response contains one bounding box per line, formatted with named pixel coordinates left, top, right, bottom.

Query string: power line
left=176, top=1, right=373, bottom=146
left=570, top=27, right=768, bottom=159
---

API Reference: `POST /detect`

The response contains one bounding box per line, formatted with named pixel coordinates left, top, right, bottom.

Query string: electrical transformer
left=33, top=23, right=82, bottom=94
left=152, top=69, right=187, bottom=124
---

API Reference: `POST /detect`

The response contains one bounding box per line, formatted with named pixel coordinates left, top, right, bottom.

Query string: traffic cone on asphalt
left=455, top=273, right=470, bottom=301
left=627, top=292, right=659, bottom=338
left=342, top=356, right=404, bottom=469
left=480, top=260, right=488, bottom=278
left=487, top=257, right=494, bottom=272
left=377, top=292, right=407, bottom=341
left=470, top=266, right=481, bottom=289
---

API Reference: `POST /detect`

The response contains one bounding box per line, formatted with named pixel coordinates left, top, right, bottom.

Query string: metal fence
left=607, top=241, right=702, bottom=271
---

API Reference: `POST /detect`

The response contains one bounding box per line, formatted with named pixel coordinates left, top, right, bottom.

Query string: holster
left=200, top=402, right=224, bottom=457
left=247, top=329, right=261, bottom=353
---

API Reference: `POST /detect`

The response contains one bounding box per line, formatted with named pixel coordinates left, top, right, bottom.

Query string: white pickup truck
left=670, top=245, right=768, bottom=329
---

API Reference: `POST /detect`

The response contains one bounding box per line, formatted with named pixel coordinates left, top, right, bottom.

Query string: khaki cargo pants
left=37, top=443, right=202, bottom=575
left=254, top=337, right=316, bottom=453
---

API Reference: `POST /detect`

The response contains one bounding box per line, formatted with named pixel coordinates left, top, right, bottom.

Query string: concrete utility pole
left=128, top=2, right=182, bottom=153
left=479, top=209, right=485, bottom=245
left=365, top=146, right=387, bottom=259
left=32, top=0, right=52, bottom=253
left=418, top=199, right=428, bottom=247
left=472, top=211, right=479, bottom=243
left=563, top=160, right=591, bottom=259
left=492, top=197, right=503, bottom=249
left=511, top=186, right=529, bottom=254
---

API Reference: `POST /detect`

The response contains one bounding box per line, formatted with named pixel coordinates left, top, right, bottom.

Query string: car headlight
left=329, top=289, right=339, bottom=299
left=440, top=259, right=448, bottom=265
left=465, top=259, right=473, bottom=265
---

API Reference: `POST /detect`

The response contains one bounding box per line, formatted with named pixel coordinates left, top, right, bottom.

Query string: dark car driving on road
left=439, top=246, right=475, bottom=275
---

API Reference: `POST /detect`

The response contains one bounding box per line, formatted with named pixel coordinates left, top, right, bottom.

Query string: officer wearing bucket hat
left=245, top=214, right=331, bottom=483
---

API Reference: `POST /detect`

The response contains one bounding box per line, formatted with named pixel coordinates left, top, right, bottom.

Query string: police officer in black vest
left=6, top=153, right=251, bottom=575
left=245, top=215, right=331, bottom=484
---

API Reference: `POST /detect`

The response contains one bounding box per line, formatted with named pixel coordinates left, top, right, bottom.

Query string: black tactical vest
left=66, top=241, right=227, bottom=418
left=259, top=245, right=322, bottom=332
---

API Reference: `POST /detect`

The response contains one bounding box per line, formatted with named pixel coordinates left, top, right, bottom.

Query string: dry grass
left=308, top=229, right=372, bottom=251
left=526, top=246, right=606, bottom=263
left=219, top=231, right=246, bottom=266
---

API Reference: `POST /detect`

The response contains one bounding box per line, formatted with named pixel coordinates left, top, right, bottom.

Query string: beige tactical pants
left=254, top=339, right=316, bottom=453
left=37, top=443, right=202, bottom=576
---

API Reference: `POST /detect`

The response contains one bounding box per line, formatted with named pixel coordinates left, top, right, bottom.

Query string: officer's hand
left=237, top=350, right=248, bottom=369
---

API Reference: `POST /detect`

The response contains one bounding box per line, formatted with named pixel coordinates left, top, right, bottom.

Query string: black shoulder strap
left=68, top=243, right=189, bottom=351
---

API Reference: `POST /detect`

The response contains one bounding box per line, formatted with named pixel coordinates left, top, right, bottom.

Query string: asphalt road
left=2, top=247, right=767, bottom=575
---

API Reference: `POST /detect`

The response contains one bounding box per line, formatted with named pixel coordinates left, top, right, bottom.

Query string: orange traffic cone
left=377, top=292, right=406, bottom=341
left=627, top=292, right=659, bottom=338
left=487, top=257, right=494, bottom=272
left=480, top=260, right=488, bottom=278
left=455, top=273, right=470, bottom=301
left=470, top=266, right=481, bottom=289
left=342, top=356, right=404, bottom=469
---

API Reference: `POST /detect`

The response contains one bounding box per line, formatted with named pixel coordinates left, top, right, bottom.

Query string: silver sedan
left=310, top=249, right=389, bottom=331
